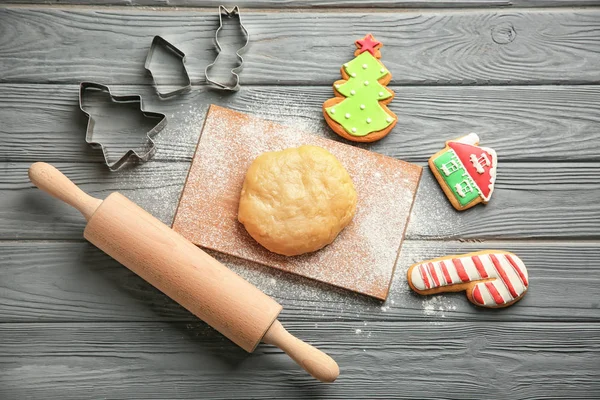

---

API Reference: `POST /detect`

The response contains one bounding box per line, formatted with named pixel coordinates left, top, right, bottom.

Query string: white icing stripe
left=431, top=261, right=443, bottom=285
left=499, top=255, right=526, bottom=294
left=476, top=254, right=497, bottom=278
left=433, top=262, right=445, bottom=287
left=423, top=264, right=436, bottom=288
left=480, top=145, right=497, bottom=202
left=460, top=257, right=481, bottom=281
left=486, top=254, right=519, bottom=298
left=446, top=262, right=461, bottom=284
left=508, top=254, right=529, bottom=283
left=477, top=283, right=494, bottom=306
left=491, top=279, right=512, bottom=303
left=483, top=254, right=512, bottom=294
left=425, top=263, right=436, bottom=287
left=436, top=261, right=451, bottom=285
left=411, top=265, right=426, bottom=290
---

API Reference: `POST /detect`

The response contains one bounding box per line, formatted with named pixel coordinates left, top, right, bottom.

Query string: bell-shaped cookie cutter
left=205, top=6, right=249, bottom=91
left=79, top=82, right=167, bottom=171
left=145, top=36, right=192, bottom=98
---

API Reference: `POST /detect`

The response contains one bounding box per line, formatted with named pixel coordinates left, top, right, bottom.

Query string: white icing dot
left=345, top=113, right=351, bottom=119
left=366, top=118, right=372, bottom=124
left=364, top=81, right=369, bottom=86
left=380, top=68, right=386, bottom=73
left=351, top=73, right=356, bottom=77
left=378, top=91, right=384, bottom=97
left=386, top=117, right=392, bottom=122
left=362, top=64, right=368, bottom=69
left=352, top=127, right=357, bottom=133
left=330, top=108, right=335, bottom=114
left=350, top=90, right=356, bottom=95
left=360, top=104, right=365, bottom=110
left=335, top=84, right=340, bottom=88
left=344, top=63, right=349, bottom=68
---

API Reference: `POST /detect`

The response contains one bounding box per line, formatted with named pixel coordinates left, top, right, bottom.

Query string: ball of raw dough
left=238, top=145, right=357, bottom=256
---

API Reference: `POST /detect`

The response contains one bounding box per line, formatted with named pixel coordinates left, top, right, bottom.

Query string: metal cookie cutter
left=79, top=82, right=167, bottom=171
left=145, top=36, right=191, bottom=98
left=205, top=5, right=249, bottom=91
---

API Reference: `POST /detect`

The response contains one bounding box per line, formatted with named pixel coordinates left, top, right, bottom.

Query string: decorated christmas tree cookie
left=429, top=133, right=497, bottom=211
left=323, top=34, right=397, bottom=143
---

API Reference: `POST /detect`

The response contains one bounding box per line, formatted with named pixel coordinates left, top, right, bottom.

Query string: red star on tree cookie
left=355, top=34, right=382, bottom=58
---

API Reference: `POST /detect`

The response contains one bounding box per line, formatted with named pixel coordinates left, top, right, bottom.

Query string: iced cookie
left=323, top=34, right=397, bottom=143
left=407, top=251, right=529, bottom=308
left=238, top=145, right=357, bottom=256
left=429, top=133, right=497, bottom=211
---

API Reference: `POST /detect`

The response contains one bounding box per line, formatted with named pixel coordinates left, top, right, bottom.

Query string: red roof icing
left=448, top=141, right=495, bottom=199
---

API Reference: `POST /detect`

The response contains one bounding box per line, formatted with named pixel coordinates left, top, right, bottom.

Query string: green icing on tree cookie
left=325, top=51, right=394, bottom=137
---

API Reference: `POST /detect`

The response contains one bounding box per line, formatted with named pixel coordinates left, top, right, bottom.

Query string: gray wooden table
left=1, top=1, right=599, bottom=399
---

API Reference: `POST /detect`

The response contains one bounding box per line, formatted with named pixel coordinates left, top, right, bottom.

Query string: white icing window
left=441, top=160, right=460, bottom=176
left=454, top=179, right=474, bottom=198
left=470, top=153, right=491, bottom=174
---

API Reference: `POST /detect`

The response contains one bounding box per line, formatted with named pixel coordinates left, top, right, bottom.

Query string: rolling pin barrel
left=28, top=162, right=339, bottom=383
left=84, top=191, right=282, bottom=352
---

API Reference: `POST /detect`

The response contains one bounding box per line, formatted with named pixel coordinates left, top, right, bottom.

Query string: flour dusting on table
left=172, top=105, right=422, bottom=300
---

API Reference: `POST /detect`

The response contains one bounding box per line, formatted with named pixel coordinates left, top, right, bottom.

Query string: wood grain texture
left=5, top=0, right=600, bottom=7
left=3, top=84, right=600, bottom=163
left=2, top=1, right=600, bottom=397
left=0, top=162, right=189, bottom=239
left=1, top=240, right=598, bottom=323
left=1, top=321, right=598, bottom=399
left=2, top=8, right=600, bottom=85
left=7, top=0, right=600, bottom=7
left=2, top=161, right=599, bottom=240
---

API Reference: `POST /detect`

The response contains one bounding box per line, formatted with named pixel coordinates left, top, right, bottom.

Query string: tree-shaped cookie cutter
left=205, top=6, right=249, bottom=91
left=145, top=36, right=192, bottom=98
left=79, top=82, right=167, bottom=171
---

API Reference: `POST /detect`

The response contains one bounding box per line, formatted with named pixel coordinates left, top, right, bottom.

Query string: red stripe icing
left=452, top=258, right=470, bottom=282
left=440, top=261, right=452, bottom=284
left=472, top=285, right=484, bottom=305
left=489, top=254, right=518, bottom=298
left=419, top=264, right=430, bottom=289
left=506, top=254, right=529, bottom=287
left=472, top=255, right=488, bottom=278
left=428, top=263, right=440, bottom=287
left=485, top=282, right=505, bottom=305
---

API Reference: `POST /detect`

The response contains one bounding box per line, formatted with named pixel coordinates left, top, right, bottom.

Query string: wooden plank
left=407, top=165, right=600, bottom=240
left=2, top=8, right=600, bottom=85
left=2, top=160, right=599, bottom=240
left=0, top=162, right=188, bottom=238
left=3, top=84, right=600, bottom=164
left=1, top=321, right=598, bottom=399
left=1, top=240, right=598, bottom=322
left=4, top=0, right=600, bottom=8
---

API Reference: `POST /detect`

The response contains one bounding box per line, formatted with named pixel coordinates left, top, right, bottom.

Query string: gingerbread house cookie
left=429, top=133, right=497, bottom=211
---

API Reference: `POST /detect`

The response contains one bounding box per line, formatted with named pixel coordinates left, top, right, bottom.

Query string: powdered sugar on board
left=172, top=105, right=422, bottom=300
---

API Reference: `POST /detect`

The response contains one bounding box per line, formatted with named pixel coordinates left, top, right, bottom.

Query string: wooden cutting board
left=172, top=105, right=422, bottom=300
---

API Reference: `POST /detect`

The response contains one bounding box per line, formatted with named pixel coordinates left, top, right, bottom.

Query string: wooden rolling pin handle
left=28, top=162, right=103, bottom=221
left=263, top=320, right=340, bottom=383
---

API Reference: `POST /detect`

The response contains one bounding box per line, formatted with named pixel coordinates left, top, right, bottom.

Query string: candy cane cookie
left=407, top=251, right=529, bottom=308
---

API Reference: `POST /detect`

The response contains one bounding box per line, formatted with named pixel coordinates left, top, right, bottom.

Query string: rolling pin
left=29, top=162, right=339, bottom=383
